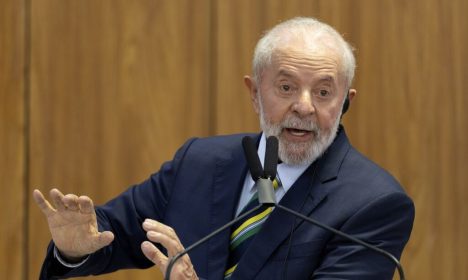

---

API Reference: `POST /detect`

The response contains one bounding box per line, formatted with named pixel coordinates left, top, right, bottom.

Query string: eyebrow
left=276, top=70, right=296, bottom=78
left=318, top=76, right=334, bottom=83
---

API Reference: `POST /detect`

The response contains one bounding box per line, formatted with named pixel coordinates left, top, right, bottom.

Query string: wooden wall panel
left=28, top=1, right=211, bottom=279
left=215, top=0, right=468, bottom=279
left=343, top=1, right=468, bottom=279
left=0, top=0, right=26, bottom=279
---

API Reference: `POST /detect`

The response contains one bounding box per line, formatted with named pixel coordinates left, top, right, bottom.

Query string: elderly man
left=35, top=17, right=414, bottom=279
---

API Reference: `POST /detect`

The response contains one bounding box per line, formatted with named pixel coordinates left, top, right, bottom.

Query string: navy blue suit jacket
left=40, top=127, right=414, bottom=279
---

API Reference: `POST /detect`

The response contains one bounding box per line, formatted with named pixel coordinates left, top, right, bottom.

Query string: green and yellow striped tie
left=224, top=179, right=280, bottom=279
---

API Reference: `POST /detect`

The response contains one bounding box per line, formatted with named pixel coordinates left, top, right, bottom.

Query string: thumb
left=94, top=231, right=114, bottom=250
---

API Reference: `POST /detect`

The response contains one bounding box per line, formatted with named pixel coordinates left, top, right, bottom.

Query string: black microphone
left=164, top=136, right=273, bottom=280
left=243, top=135, right=276, bottom=205
left=263, top=136, right=279, bottom=180
left=242, top=136, right=263, bottom=181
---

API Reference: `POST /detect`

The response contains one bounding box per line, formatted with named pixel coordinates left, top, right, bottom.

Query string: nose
left=292, top=90, right=315, bottom=116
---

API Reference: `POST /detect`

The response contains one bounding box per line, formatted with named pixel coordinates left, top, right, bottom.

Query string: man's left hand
left=141, top=219, right=198, bottom=280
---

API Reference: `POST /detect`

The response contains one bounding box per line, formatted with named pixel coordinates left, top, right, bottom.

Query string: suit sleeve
left=312, top=191, right=415, bottom=280
left=39, top=138, right=197, bottom=279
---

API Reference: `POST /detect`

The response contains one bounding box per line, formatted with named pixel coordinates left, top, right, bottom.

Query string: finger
left=77, top=196, right=94, bottom=214
left=146, top=230, right=183, bottom=257
left=63, top=194, right=80, bottom=211
left=143, top=219, right=181, bottom=243
left=141, top=241, right=168, bottom=271
left=49, top=188, right=67, bottom=211
left=32, top=189, right=56, bottom=216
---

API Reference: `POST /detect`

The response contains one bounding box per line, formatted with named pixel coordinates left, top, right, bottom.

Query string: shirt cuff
left=53, top=245, right=90, bottom=268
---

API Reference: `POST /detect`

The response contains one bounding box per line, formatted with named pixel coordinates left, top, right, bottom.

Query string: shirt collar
left=248, top=133, right=311, bottom=193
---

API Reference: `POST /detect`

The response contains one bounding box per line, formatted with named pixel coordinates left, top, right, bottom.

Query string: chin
left=278, top=125, right=339, bottom=166
left=278, top=138, right=317, bottom=165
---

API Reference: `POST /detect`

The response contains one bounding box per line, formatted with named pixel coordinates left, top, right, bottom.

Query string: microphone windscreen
left=242, top=136, right=263, bottom=181
left=264, top=136, right=279, bottom=179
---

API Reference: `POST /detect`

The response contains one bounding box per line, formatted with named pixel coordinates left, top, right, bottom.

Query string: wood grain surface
left=0, top=0, right=26, bottom=279
left=27, top=1, right=211, bottom=279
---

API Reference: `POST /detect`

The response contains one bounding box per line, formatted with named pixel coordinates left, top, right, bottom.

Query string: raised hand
left=141, top=219, right=198, bottom=280
left=33, top=188, right=114, bottom=261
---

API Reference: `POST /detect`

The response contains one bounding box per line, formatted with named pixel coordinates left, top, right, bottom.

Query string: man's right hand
left=33, top=188, right=114, bottom=261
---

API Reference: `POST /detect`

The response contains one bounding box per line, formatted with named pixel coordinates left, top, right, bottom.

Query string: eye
left=280, top=84, right=291, bottom=92
left=319, top=89, right=330, bottom=97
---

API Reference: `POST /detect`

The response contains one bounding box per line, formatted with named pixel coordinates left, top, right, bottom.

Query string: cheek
left=263, top=103, right=291, bottom=123
left=316, top=107, right=341, bottom=129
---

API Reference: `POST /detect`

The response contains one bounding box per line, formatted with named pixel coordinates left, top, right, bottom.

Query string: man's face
left=246, top=46, right=355, bottom=165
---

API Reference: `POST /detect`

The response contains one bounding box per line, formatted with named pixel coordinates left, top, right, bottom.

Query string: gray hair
left=252, top=17, right=356, bottom=88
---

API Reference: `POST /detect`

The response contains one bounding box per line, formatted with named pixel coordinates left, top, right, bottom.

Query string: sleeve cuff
left=53, top=246, right=90, bottom=268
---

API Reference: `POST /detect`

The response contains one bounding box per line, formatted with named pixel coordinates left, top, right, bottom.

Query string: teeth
left=291, top=131, right=306, bottom=136
left=289, top=129, right=307, bottom=136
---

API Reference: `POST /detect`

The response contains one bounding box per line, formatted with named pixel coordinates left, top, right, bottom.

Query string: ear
left=348, top=88, right=356, bottom=102
left=244, top=75, right=260, bottom=114
left=341, top=89, right=357, bottom=116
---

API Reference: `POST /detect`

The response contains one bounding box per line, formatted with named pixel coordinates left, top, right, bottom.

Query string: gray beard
left=258, top=97, right=341, bottom=166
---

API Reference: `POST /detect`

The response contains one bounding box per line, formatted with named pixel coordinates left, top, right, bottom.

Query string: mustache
left=280, top=115, right=320, bottom=134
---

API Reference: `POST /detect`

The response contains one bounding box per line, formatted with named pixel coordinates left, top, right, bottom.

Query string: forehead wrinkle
left=278, top=55, right=339, bottom=69
left=276, top=69, right=335, bottom=85
left=273, top=61, right=339, bottom=86
left=262, top=46, right=348, bottom=89
left=273, top=54, right=340, bottom=76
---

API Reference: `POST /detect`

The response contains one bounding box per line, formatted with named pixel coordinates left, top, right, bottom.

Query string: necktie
left=224, top=179, right=280, bottom=279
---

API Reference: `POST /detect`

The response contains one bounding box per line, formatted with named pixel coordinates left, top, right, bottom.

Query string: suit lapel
left=205, top=137, right=249, bottom=280
left=231, top=127, right=351, bottom=279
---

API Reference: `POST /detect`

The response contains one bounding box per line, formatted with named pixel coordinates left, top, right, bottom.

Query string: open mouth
left=284, top=128, right=313, bottom=137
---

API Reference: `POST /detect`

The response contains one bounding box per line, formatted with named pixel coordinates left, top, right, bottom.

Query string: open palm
left=33, top=188, right=114, bottom=260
